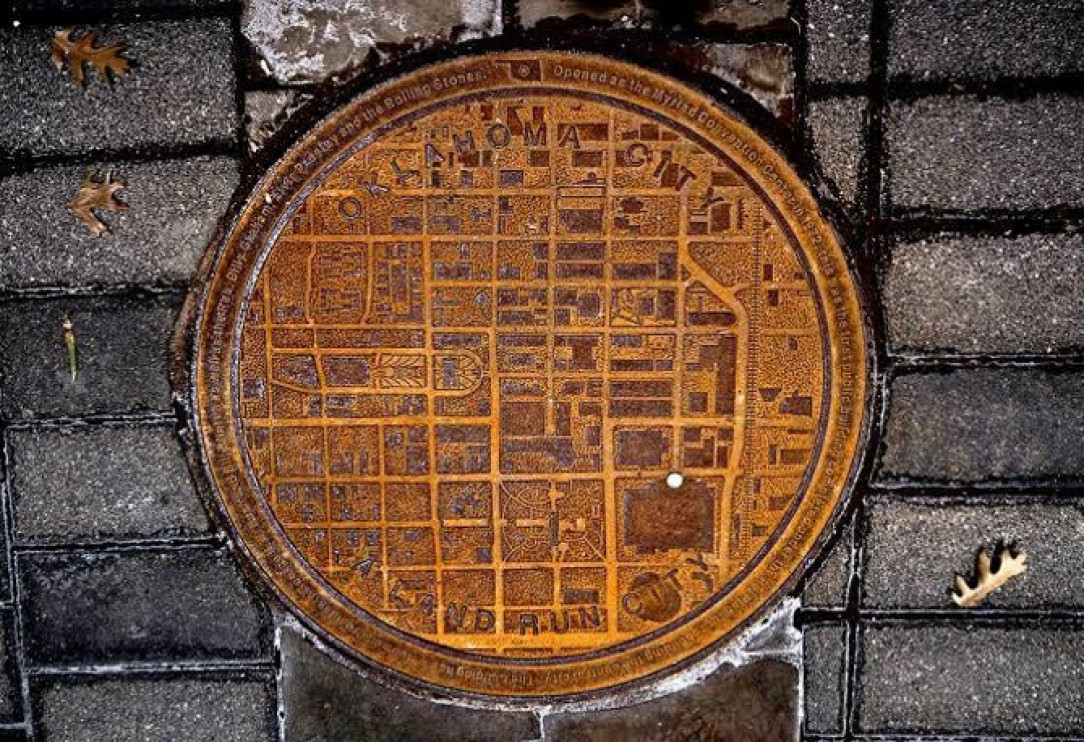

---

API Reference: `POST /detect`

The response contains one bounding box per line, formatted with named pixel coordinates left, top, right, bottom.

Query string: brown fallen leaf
left=69, top=171, right=127, bottom=237
left=51, top=26, right=130, bottom=87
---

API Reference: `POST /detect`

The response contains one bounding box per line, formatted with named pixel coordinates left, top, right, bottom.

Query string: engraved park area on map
left=191, top=51, right=868, bottom=698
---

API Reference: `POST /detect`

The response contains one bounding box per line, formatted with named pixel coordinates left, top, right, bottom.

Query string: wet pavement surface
left=1, top=0, right=1083, bottom=740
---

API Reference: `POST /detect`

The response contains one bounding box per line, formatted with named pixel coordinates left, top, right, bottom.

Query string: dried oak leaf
left=951, top=544, right=1028, bottom=608
left=69, top=171, right=127, bottom=237
left=51, top=27, right=130, bottom=87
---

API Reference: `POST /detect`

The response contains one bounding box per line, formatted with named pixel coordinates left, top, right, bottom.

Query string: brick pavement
left=802, top=0, right=1084, bottom=740
left=0, top=0, right=1080, bottom=739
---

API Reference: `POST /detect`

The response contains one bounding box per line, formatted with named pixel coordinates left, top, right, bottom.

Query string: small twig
left=63, top=316, right=79, bottom=381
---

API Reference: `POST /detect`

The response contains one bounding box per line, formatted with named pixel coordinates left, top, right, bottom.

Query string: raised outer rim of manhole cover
left=184, top=47, right=873, bottom=702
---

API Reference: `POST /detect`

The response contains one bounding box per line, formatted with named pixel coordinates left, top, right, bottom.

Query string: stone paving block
left=517, top=0, right=637, bottom=28
left=806, top=0, right=870, bottom=84
left=0, top=731, right=26, bottom=741
left=740, top=603, right=801, bottom=656
left=863, top=500, right=1084, bottom=609
left=884, top=233, right=1084, bottom=355
left=0, top=519, right=10, bottom=605
left=14, top=0, right=230, bottom=14
left=694, top=44, right=794, bottom=121
left=802, top=624, right=845, bottom=735
left=0, top=613, right=21, bottom=725
left=0, top=156, right=240, bottom=289
left=857, top=625, right=1084, bottom=734
left=0, top=20, right=236, bottom=156
left=642, top=0, right=791, bottom=30
left=0, top=294, right=179, bottom=420
left=879, top=369, right=1084, bottom=483
left=279, top=627, right=539, bottom=741
left=244, top=90, right=311, bottom=153
left=20, top=548, right=270, bottom=666
left=801, top=516, right=852, bottom=608
left=8, top=424, right=209, bottom=546
left=888, top=0, right=1084, bottom=80
left=887, top=95, right=1084, bottom=211
left=519, top=0, right=790, bottom=30
left=807, top=97, right=864, bottom=210
left=544, top=660, right=797, bottom=741
left=33, top=674, right=275, bottom=742
left=243, top=0, right=501, bottom=85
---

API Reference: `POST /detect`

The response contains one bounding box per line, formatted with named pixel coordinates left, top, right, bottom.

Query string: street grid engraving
left=237, top=92, right=826, bottom=656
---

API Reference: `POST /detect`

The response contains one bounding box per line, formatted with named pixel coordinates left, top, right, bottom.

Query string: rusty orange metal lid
left=192, top=50, right=869, bottom=699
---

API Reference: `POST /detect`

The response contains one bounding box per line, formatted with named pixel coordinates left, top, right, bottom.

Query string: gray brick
left=0, top=157, right=239, bottom=289
left=802, top=624, right=845, bottom=735
left=0, top=295, right=179, bottom=420
left=243, top=0, right=501, bottom=85
left=888, top=0, right=1084, bottom=80
left=545, top=660, right=797, bottom=742
left=807, top=97, right=865, bottom=210
left=879, top=369, right=1084, bottom=483
left=8, top=424, right=209, bottom=546
left=0, top=613, right=21, bottom=724
left=885, top=233, right=1084, bottom=355
left=0, top=20, right=236, bottom=156
left=0, top=513, right=10, bottom=604
left=801, top=516, right=852, bottom=608
left=280, top=627, right=539, bottom=742
left=20, top=548, right=270, bottom=666
left=858, top=625, right=1084, bottom=734
left=864, top=500, right=1084, bottom=609
left=15, top=0, right=230, bottom=14
left=806, top=0, right=870, bottom=84
left=887, top=95, right=1084, bottom=211
left=34, top=675, right=275, bottom=742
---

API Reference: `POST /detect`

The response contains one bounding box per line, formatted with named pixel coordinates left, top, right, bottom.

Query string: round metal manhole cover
left=192, top=51, right=869, bottom=698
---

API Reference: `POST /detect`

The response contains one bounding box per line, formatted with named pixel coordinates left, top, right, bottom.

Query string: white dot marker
left=666, top=472, right=684, bottom=489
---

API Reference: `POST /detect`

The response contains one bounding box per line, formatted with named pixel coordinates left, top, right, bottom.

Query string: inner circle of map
left=197, top=51, right=868, bottom=698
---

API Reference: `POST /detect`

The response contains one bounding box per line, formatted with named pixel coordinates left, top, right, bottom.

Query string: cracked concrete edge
left=273, top=618, right=288, bottom=742
left=273, top=598, right=800, bottom=726
left=245, top=90, right=315, bottom=153
left=239, top=46, right=795, bottom=173
left=238, top=4, right=793, bottom=131
left=242, top=0, right=504, bottom=85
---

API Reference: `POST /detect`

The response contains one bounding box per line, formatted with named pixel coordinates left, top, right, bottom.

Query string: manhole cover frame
left=182, top=44, right=875, bottom=702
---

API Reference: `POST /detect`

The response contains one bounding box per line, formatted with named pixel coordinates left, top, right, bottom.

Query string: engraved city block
left=192, top=51, right=869, bottom=698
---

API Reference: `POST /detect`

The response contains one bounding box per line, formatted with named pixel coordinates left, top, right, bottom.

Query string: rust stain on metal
left=193, top=51, right=868, bottom=698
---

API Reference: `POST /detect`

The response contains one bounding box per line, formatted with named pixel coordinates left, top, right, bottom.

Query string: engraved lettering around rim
left=192, top=51, right=868, bottom=699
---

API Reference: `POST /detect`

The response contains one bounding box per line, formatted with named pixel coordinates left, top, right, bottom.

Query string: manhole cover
left=192, top=51, right=868, bottom=698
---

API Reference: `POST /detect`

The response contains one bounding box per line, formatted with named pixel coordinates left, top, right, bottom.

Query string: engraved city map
left=236, top=91, right=826, bottom=656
